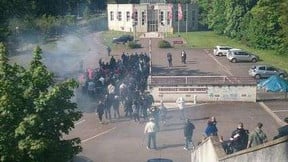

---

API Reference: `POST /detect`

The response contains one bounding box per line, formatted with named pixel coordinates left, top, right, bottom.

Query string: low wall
left=219, top=136, right=288, bottom=162
left=191, top=136, right=225, bottom=162
left=148, top=76, right=257, bottom=102
left=191, top=136, right=288, bottom=162
left=149, top=85, right=257, bottom=102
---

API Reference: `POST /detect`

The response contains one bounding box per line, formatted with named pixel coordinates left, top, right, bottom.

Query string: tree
left=0, top=44, right=82, bottom=162
left=207, top=0, right=226, bottom=34
left=277, top=0, right=288, bottom=55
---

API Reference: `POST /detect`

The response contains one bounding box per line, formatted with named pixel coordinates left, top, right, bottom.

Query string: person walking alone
left=107, top=46, right=111, bottom=56
left=176, top=96, right=185, bottom=120
left=184, top=119, right=195, bottom=150
left=144, top=118, right=157, bottom=150
left=167, top=52, right=172, bottom=68
left=96, top=100, right=105, bottom=124
left=181, top=50, right=186, bottom=64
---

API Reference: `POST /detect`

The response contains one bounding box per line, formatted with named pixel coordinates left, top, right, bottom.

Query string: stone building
left=107, top=0, right=198, bottom=34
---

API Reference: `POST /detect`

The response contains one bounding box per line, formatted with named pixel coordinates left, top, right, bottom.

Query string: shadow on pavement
left=72, top=155, right=93, bottom=162
left=157, top=143, right=183, bottom=150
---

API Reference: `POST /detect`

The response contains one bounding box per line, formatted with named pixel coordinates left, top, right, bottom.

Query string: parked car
left=112, top=35, right=133, bottom=44
left=227, top=49, right=258, bottom=63
left=248, top=64, right=287, bottom=79
left=213, top=45, right=233, bottom=56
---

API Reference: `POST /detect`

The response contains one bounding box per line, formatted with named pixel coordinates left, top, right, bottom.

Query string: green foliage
left=0, top=44, right=82, bottom=162
left=158, top=40, right=172, bottom=48
left=128, top=41, right=141, bottom=49
left=207, top=0, right=226, bottom=34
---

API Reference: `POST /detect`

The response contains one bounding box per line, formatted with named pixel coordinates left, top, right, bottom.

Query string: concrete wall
left=149, top=85, right=257, bottom=103
left=191, top=136, right=288, bottom=162
left=191, top=137, right=218, bottom=162
left=220, top=136, right=288, bottom=162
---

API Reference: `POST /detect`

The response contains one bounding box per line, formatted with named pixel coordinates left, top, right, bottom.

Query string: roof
left=140, top=0, right=166, bottom=4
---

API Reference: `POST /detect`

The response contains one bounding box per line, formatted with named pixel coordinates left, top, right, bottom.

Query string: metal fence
left=148, top=75, right=257, bottom=86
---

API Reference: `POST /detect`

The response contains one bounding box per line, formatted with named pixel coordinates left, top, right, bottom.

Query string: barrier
left=148, top=76, right=257, bottom=102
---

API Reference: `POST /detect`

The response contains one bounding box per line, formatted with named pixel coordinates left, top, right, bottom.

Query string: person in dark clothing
left=205, top=120, right=218, bottom=137
left=184, top=119, right=195, bottom=150
left=167, top=52, right=172, bottom=68
left=96, top=101, right=105, bottom=124
left=107, top=46, right=111, bottom=56
left=230, top=122, right=249, bottom=153
left=181, top=50, right=186, bottom=64
left=273, top=117, right=288, bottom=140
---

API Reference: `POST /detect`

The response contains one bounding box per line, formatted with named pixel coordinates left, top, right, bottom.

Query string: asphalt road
left=68, top=34, right=288, bottom=162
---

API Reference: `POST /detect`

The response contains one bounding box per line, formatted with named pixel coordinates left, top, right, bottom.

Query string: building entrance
left=147, top=9, right=158, bottom=32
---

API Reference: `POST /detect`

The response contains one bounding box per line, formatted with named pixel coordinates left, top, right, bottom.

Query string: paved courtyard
left=68, top=32, right=288, bottom=162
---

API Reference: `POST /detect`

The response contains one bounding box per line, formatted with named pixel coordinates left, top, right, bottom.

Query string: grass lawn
left=102, top=30, right=288, bottom=72
left=179, top=31, right=288, bottom=72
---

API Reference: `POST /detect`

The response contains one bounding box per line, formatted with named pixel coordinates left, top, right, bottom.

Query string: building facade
left=107, top=0, right=198, bottom=34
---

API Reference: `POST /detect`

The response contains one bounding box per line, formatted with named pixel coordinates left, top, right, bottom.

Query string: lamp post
left=149, top=38, right=152, bottom=75
left=133, top=22, right=137, bottom=42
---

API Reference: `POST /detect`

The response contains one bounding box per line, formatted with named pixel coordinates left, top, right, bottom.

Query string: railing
left=148, top=76, right=257, bottom=86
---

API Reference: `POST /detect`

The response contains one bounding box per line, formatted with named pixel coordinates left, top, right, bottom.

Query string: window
left=267, top=67, right=276, bottom=71
left=160, top=11, right=164, bottom=26
left=126, top=11, right=130, bottom=22
left=133, top=11, right=138, bottom=21
left=133, top=11, right=138, bottom=25
left=141, top=11, right=146, bottom=25
left=258, top=66, right=265, bottom=70
left=110, top=11, right=114, bottom=21
left=117, top=11, right=122, bottom=21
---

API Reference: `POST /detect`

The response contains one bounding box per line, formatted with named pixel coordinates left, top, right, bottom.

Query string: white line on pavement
left=81, top=127, right=116, bottom=143
left=75, top=119, right=86, bottom=126
left=206, top=50, right=233, bottom=76
left=273, top=110, right=288, bottom=113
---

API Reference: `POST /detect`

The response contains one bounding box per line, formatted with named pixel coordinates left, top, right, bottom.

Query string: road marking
left=273, top=110, right=288, bottom=113
left=81, top=127, right=116, bottom=143
left=205, top=50, right=233, bottom=76
left=259, top=102, right=286, bottom=126
left=75, top=119, right=86, bottom=126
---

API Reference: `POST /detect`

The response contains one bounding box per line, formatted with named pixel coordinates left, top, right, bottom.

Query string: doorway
left=147, top=8, right=158, bottom=32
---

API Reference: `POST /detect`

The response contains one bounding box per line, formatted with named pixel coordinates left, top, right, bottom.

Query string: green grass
left=179, top=31, right=288, bottom=72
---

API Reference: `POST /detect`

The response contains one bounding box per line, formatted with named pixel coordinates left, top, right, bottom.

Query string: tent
left=258, top=75, right=288, bottom=92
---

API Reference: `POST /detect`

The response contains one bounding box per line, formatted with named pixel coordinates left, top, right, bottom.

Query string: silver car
left=227, top=49, right=258, bottom=63
left=213, top=45, right=233, bottom=56
left=248, top=65, right=287, bottom=79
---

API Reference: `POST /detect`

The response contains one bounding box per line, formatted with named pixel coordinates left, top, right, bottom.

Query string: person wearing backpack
left=230, top=122, right=249, bottom=152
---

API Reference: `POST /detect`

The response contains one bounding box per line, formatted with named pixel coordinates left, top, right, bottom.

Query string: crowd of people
left=79, top=51, right=157, bottom=123
left=78, top=49, right=288, bottom=154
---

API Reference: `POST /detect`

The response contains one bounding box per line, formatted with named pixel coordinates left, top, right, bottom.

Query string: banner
left=168, top=3, right=173, bottom=20
left=178, top=3, right=183, bottom=20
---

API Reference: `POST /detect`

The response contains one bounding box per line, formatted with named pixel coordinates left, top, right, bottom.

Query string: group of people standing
left=144, top=99, right=288, bottom=154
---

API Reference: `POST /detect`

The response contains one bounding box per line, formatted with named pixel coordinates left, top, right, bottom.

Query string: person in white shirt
left=144, top=118, right=157, bottom=150
left=176, top=97, right=185, bottom=120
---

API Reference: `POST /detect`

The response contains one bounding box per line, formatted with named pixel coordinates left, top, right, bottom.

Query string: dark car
left=112, top=35, right=133, bottom=44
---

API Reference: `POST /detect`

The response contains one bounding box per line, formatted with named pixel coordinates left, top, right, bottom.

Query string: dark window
left=258, top=66, right=265, bottom=70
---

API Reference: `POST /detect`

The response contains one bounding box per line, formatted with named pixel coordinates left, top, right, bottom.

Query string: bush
left=128, top=41, right=141, bottom=49
left=158, top=40, right=172, bottom=48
